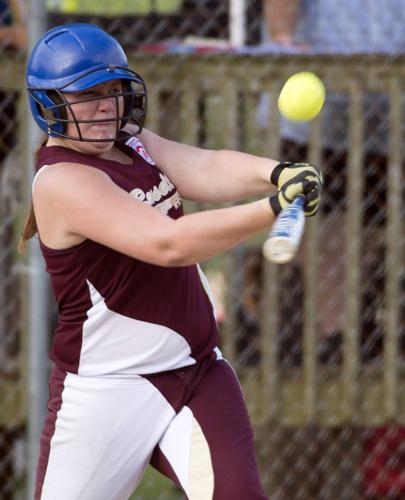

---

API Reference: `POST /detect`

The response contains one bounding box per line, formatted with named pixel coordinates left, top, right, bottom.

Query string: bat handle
left=262, top=195, right=305, bottom=264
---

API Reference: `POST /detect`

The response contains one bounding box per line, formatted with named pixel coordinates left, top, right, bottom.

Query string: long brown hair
left=18, top=135, right=48, bottom=252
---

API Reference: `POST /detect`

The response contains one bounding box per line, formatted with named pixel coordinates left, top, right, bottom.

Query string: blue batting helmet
left=26, top=23, right=147, bottom=141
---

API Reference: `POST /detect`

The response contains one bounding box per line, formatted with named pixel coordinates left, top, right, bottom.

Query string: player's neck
left=46, top=137, right=132, bottom=164
left=99, top=148, right=132, bottom=164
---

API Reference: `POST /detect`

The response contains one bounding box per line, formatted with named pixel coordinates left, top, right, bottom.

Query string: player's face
left=64, top=80, right=124, bottom=146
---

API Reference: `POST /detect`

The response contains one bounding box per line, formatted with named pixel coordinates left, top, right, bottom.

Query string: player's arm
left=33, top=163, right=278, bottom=267
left=136, top=127, right=278, bottom=203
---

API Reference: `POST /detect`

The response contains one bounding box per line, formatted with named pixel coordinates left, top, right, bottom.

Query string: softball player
left=22, top=23, right=323, bottom=499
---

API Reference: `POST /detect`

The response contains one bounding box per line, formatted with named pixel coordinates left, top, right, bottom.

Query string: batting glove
left=270, top=162, right=323, bottom=217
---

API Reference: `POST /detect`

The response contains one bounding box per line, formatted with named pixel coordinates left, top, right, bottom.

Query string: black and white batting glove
left=269, top=178, right=319, bottom=216
left=270, top=162, right=323, bottom=217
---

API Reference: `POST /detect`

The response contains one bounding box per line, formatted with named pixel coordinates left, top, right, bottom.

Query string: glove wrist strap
left=271, top=162, right=292, bottom=185
left=269, top=195, right=281, bottom=217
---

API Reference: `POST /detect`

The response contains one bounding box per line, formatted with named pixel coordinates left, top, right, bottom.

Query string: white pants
left=39, top=373, right=177, bottom=499
left=36, top=358, right=267, bottom=500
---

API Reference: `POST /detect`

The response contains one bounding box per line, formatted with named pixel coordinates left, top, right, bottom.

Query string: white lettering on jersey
left=125, top=136, right=181, bottom=214
left=125, top=136, right=156, bottom=165
left=130, top=173, right=181, bottom=214
left=155, top=192, right=183, bottom=215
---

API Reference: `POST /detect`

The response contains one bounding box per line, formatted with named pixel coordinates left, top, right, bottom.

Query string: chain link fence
left=1, top=0, right=405, bottom=498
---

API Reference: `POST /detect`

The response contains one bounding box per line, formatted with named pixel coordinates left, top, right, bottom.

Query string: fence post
left=26, top=1, right=49, bottom=498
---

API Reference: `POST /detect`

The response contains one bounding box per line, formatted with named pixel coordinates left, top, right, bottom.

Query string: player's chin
left=78, top=136, right=115, bottom=155
left=88, top=124, right=117, bottom=139
left=87, top=131, right=117, bottom=147
left=91, top=134, right=116, bottom=144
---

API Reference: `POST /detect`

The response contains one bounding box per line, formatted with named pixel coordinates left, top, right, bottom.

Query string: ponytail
left=18, top=136, right=47, bottom=252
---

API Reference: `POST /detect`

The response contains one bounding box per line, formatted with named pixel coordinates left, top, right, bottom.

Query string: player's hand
left=270, top=162, right=323, bottom=217
left=269, top=178, right=320, bottom=216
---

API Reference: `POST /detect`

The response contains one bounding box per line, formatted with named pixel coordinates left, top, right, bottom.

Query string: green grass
left=129, top=466, right=184, bottom=499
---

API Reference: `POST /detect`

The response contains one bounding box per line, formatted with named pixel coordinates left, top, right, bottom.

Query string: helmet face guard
left=26, top=24, right=147, bottom=142
left=28, top=66, right=147, bottom=142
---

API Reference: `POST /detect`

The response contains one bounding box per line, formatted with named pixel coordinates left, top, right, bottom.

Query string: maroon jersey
left=35, top=137, right=219, bottom=375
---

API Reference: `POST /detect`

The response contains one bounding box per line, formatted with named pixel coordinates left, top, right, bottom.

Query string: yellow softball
left=278, top=72, right=326, bottom=122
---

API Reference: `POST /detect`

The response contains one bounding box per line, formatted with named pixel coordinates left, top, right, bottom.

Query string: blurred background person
left=261, top=2, right=405, bottom=498
left=0, top=0, right=26, bottom=164
left=0, top=0, right=27, bottom=357
left=260, top=0, right=405, bottom=364
left=361, top=426, right=405, bottom=500
left=0, top=0, right=26, bottom=52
